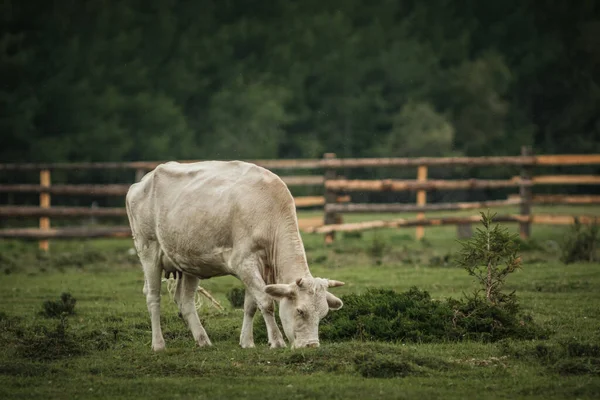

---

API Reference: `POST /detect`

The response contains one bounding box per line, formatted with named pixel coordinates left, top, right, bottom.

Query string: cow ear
left=264, top=284, right=295, bottom=299
left=326, top=292, right=343, bottom=310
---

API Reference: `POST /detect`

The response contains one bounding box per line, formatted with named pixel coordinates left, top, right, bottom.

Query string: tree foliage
left=1, top=0, right=598, bottom=162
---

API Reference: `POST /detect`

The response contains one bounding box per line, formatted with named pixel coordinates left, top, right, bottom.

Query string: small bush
left=342, top=231, right=363, bottom=239
left=18, top=316, right=84, bottom=360
left=560, top=218, right=599, bottom=264
left=353, top=352, right=450, bottom=378
left=354, top=353, right=416, bottom=378
left=428, top=253, right=453, bottom=267
left=321, top=288, right=452, bottom=343
left=514, top=237, right=544, bottom=252
left=446, top=294, right=544, bottom=342
left=40, top=292, right=77, bottom=318
left=226, top=287, right=245, bottom=309
left=320, top=287, right=544, bottom=343
left=367, top=234, right=388, bottom=263
left=85, top=328, right=121, bottom=351
left=500, top=338, right=600, bottom=376
left=0, top=253, right=17, bottom=274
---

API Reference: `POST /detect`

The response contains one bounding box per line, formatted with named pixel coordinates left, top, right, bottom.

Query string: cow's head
left=264, top=277, right=344, bottom=348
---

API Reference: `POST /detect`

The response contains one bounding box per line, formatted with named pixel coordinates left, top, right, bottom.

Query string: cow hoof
left=152, top=342, right=166, bottom=352
left=240, top=341, right=255, bottom=349
left=196, top=338, right=213, bottom=348
left=268, top=340, right=286, bottom=349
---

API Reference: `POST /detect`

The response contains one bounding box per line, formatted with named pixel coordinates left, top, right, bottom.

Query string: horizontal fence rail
left=0, top=227, right=133, bottom=239
left=0, top=206, right=127, bottom=218
left=325, top=199, right=523, bottom=214
left=0, top=195, right=352, bottom=218
left=325, top=178, right=531, bottom=192
left=1, top=149, right=599, bottom=248
left=508, top=194, right=600, bottom=205
left=304, top=214, right=600, bottom=234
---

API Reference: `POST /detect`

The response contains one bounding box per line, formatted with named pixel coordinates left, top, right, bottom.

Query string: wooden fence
left=1, top=148, right=599, bottom=250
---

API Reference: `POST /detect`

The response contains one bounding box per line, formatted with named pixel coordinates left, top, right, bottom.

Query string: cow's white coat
left=126, top=160, right=344, bottom=350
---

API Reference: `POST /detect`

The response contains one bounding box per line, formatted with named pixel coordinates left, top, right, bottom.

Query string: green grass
left=1, top=208, right=600, bottom=399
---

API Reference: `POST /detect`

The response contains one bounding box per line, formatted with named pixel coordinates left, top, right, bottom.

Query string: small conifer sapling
left=455, top=211, right=522, bottom=306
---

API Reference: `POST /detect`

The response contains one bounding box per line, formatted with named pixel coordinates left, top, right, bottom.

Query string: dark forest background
left=1, top=0, right=599, bottom=164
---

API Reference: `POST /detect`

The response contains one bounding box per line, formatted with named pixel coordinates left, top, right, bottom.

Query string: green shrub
left=500, top=338, right=600, bottom=376
left=226, top=287, right=246, bottom=309
left=320, top=287, right=544, bottom=343
left=367, top=234, right=388, bottom=263
left=40, top=292, right=77, bottom=318
left=354, top=353, right=416, bottom=378
left=0, top=253, right=17, bottom=274
left=321, top=288, right=451, bottom=343
left=342, top=231, right=363, bottom=239
left=514, top=237, right=544, bottom=252
left=18, top=316, right=84, bottom=361
left=560, top=218, right=599, bottom=264
left=353, top=352, right=451, bottom=378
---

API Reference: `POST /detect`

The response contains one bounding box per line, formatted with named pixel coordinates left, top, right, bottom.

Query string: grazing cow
left=126, top=160, right=345, bottom=351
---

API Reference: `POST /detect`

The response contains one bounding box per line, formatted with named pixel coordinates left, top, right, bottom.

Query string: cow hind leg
left=239, top=290, right=257, bottom=348
left=173, top=273, right=184, bottom=318
left=138, top=241, right=166, bottom=352
left=177, top=274, right=212, bottom=347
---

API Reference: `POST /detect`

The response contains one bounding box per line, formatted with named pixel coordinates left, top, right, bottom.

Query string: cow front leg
left=239, top=290, right=257, bottom=348
left=237, top=266, right=286, bottom=349
left=256, top=293, right=286, bottom=348
left=177, top=274, right=212, bottom=347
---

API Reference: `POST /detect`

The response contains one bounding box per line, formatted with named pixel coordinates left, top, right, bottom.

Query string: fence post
left=416, top=165, right=428, bottom=240
left=519, top=146, right=533, bottom=239
left=39, top=169, right=51, bottom=251
left=323, top=153, right=338, bottom=244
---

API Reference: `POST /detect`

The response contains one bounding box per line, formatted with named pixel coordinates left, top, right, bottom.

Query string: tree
left=373, top=101, right=457, bottom=157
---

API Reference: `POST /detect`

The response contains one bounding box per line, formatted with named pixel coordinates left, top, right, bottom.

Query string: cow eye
left=296, top=308, right=305, bottom=317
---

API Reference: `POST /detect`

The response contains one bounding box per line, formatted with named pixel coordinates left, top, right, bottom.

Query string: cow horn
left=328, top=280, right=345, bottom=288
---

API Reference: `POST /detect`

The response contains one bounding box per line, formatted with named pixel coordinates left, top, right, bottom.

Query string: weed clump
left=560, top=218, right=599, bottom=264
left=18, top=316, right=84, bottom=360
left=354, top=353, right=416, bottom=378
left=0, top=253, right=17, bottom=274
left=40, top=292, right=77, bottom=318
left=226, top=287, right=245, bottom=309
left=367, top=234, right=388, bottom=263
left=353, top=352, right=450, bottom=378
left=500, top=339, right=600, bottom=376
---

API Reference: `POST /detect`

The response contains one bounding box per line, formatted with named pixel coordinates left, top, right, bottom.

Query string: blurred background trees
left=1, top=0, right=598, bottom=163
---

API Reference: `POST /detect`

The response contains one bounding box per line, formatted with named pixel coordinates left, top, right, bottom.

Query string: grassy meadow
left=1, top=206, right=599, bottom=399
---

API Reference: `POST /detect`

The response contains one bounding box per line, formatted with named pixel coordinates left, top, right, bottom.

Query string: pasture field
left=1, top=206, right=599, bottom=399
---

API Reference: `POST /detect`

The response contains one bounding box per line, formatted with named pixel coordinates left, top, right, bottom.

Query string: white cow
left=126, top=160, right=345, bottom=350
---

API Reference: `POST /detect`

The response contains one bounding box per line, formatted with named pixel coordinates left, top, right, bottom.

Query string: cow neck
left=271, top=221, right=311, bottom=285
